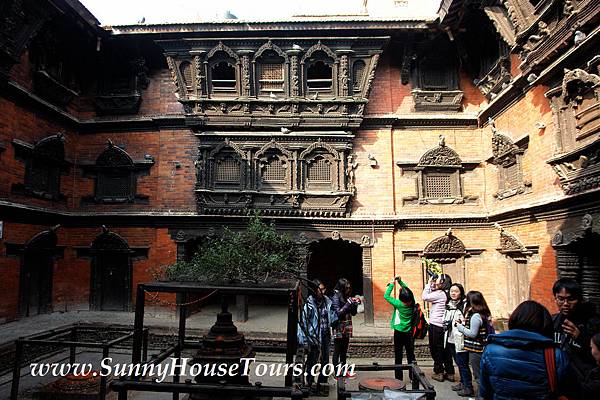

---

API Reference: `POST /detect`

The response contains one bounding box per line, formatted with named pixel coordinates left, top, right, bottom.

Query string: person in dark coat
left=331, top=277, right=359, bottom=376
left=578, top=332, right=600, bottom=399
left=479, top=300, right=569, bottom=400
left=552, top=278, right=600, bottom=376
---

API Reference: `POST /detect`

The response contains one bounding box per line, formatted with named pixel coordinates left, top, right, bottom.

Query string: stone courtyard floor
left=0, top=306, right=473, bottom=399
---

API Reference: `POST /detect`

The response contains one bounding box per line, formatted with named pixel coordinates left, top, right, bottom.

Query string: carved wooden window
left=262, top=156, right=286, bottom=182
left=94, top=142, right=136, bottom=203
left=307, top=60, right=333, bottom=93
left=491, top=123, right=530, bottom=199
left=215, top=156, right=241, bottom=184
left=180, top=61, right=193, bottom=89
left=418, top=57, right=458, bottom=91
left=424, top=172, right=453, bottom=198
left=26, top=158, right=61, bottom=197
left=211, top=61, right=236, bottom=92
left=353, top=60, right=366, bottom=92
left=415, top=139, right=464, bottom=204
left=97, top=171, right=134, bottom=200
left=13, top=134, right=66, bottom=200
left=257, top=50, right=285, bottom=94
left=308, top=156, right=332, bottom=183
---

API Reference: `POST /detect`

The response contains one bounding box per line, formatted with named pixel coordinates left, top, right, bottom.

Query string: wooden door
left=21, top=251, right=53, bottom=316
left=507, top=259, right=530, bottom=312
left=98, top=253, right=129, bottom=311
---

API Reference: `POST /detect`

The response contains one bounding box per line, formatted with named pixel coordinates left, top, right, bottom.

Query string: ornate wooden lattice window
left=418, top=56, right=458, bottom=91
left=215, top=155, right=241, bottom=184
left=262, top=157, right=286, bottom=182
left=180, top=61, right=193, bottom=89
left=94, top=142, right=135, bottom=203
left=12, top=133, right=67, bottom=201
left=308, top=156, right=332, bottom=183
left=490, top=120, right=530, bottom=200
left=352, top=60, right=366, bottom=93
left=206, top=141, right=246, bottom=190
left=417, top=136, right=464, bottom=204
left=424, top=172, right=453, bottom=198
left=257, top=49, right=285, bottom=94
left=255, top=140, right=293, bottom=191
left=300, top=141, right=340, bottom=191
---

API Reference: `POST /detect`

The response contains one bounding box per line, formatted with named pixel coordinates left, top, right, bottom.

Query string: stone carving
left=423, top=231, right=466, bottom=258
left=97, top=140, right=134, bottom=167
left=417, top=136, right=462, bottom=167
left=361, top=235, right=372, bottom=247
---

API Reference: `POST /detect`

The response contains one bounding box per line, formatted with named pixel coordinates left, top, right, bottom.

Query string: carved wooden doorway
left=307, top=238, right=363, bottom=297
left=90, top=229, right=132, bottom=311
left=553, top=215, right=600, bottom=311
left=19, top=229, right=59, bottom=317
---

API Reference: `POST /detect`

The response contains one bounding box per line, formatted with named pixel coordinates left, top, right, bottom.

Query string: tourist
left=455, top=290, right=491, bottom=393
left=331, top=277, right=359, bottom=375
left=578, top=332, right=600, bottom=399
left=479, top=300, right=569, bottom=400
left=552, top=278, right=600, bottom=376
left=384, top=276, right=416, bottom=380
left=297, top=279, right=333, bottom=395
left=422, top=273, right=455, bottom=382
left=443, top=283, right=472, bottom=396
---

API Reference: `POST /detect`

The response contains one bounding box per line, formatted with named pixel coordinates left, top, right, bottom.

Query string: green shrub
left=164, top=214, right=303, bottom=284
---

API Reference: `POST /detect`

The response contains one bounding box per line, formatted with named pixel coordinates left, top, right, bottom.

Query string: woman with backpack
left=384, top=276, right=416, bottom=380
left=443, top=283, right=473, bottom=396
left=455, top=290, right=491, bottom=396
left=423, top=273, right=455, bottom=382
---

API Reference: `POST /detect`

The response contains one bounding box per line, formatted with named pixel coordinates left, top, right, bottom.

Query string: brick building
left=0, top=0, right=599, bottom=324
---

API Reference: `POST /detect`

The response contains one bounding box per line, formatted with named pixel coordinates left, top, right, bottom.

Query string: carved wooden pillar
left=238, top=50, right=253, bottom=97
left=361, top=235, right=374, bottom=325
left=287, top=49, right=301, bottom=97
left=338, top=52, right=351, bottom=97
left=191, top=50, right=206, bottom=98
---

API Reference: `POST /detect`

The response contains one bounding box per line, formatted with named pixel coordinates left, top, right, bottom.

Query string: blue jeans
left=454, top=350, right=473, bottom=389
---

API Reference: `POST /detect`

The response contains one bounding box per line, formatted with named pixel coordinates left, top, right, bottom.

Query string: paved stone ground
left=0, top=306, right=476, bottom=399
left=0, top=305, right=392, bottom=344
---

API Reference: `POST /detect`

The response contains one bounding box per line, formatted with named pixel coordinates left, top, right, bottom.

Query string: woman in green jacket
left=384, top=276, right=416, bottom=380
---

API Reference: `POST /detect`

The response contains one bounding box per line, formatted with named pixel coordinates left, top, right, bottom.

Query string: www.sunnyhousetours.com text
left=29, top=358, right=355, bottom=382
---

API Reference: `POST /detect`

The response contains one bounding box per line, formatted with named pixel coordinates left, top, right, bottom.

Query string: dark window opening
left=353, top=60, right=366, bottom=92
left=307, top=60, right=332, bottom=91
left=211, top=61, right=236, bottom=92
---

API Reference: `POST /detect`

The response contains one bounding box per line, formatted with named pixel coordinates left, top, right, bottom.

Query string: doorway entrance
left=90, top=230, right=132, bottom=311
left=19, top=230, right=58, bottom=317
left=307, top=238, right=363, bottom=296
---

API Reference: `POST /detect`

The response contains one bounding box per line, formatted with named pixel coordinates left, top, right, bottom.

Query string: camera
left=426, top=269, right=439, bottom=281
left=443, top=320, right=452, bottom=332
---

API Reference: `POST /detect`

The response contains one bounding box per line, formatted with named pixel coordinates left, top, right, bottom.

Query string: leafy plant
left=164, top=214, right=303, bottom=284
left=422, top=257, right=443, bottom=276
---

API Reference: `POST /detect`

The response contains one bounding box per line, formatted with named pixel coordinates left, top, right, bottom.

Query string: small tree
left=164, top=214, right=303, bottom=284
